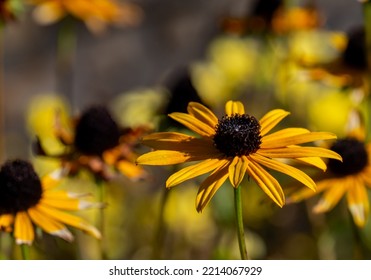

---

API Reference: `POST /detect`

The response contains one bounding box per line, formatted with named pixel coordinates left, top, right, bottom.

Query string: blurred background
left=1, top=0, right=371, bottom=260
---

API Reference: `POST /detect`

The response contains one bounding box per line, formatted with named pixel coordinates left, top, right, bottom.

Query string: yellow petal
left=261, top=131, right=338, bottom=148
left=225, top=100, right=245, bottom=115
left=41, top=168, right=66, bottom=190
left=187, top=102, right=218, bottom=128
left=196, top=162, right=229, bottom=212
left=35, top=204, right=101, bottom=239
left=250, top=154, right=316, bottom=191
left=136, top=150, right=192, bottom=165
left=116, top=160, right=147, bottom=181
left=40, top=197, right=80, bottom=211
left=259, top=109, right=290, bottom=136
left=0, top=214, right=14, bottom=232
left=228, top=156, right=249, bottom=188
left=28, top=207, right=74, bottom=242
left=347, top=177, right=369, bottom=227
left=246, top=160, right=285, bottom=207
left=295, top=157, right=327, bottom=171
left=166, top=158, right=227, bottom=188
left=168, top=112, right=215, bottom=137
left=313, top=177, right=349, bottom=213
left=287, top=178, right=335, bottom=203
left=141, top=135, right=214, bottom=152
left=257, top=146, right=342, bottom=161
left=14, top=212, right=34, bottom=245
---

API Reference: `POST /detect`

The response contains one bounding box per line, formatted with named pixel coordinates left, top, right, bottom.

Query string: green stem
left=20, top=244, right=30, bottom=260
left=234, top=186, right=249, bottom=260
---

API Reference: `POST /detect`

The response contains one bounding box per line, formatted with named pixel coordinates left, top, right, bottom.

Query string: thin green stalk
left=234, top=185, right=249, bottom=260
left=20, top=244, right=30, bottom=260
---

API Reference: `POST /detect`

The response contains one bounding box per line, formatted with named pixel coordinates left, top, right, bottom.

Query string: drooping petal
left=257, top=146, right=342, bottom=161
left=14, top=212, right=34, bottom=245
left=261, top=130, right=338, bottom=148
left=246, top=160, right=285, bottom=207
left=250, top=154, right=316, bottom=191
left=225, top=100, right=245, bottom=115
left=0, top=214, right=14, bottom=232
left=313, top=177, right=349, bottom=213
left=196, top=162, right=230, bottom=212
left=228, top=156, right=249, bottom=188
left=28, top=207, right=74, bottom=242
left=35, top=204, right=101, bottom=239
left=166, top=158, right=228, bottom=188
left=168, top=112, right=215, bottom=137
left=187, top=102, right=218, bottom=128
left=259, top=109, right=290, bottom=136
left=287, top=178, right=335, bottom=203
left=347, top=177, right=369, bottom=227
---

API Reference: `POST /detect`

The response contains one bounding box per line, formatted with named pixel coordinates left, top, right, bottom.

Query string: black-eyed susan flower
left=35, top=105, right=148, bottom=182
left=288, top=128, right=371, bottom=227
left=29, top=0, right=142, bottom=34
left=136, top=100, right=342, bottom=212
left=0, top=159, right=101, bottom=245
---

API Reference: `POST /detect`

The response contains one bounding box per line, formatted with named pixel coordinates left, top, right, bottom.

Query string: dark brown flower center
left=0, top=160, right=42, bottom=214
left=328, top=138, right=368, bottom=176
left=74, top=106, right=120, bottom=156
left=213, top=114, right=262, bottom=157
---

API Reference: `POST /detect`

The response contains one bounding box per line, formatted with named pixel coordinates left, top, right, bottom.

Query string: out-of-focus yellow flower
left=288, top=125, right=371, bottom=227
left=26, top=94, right=71, bottom=155
left=34, top=104, right=148, bottom=182
left=191, top=36, right=259, bottom=107
left=288, top=30, right=347, bottom=67
left=110, top=88, right=169, bottom=130
left=29, top=0, right=142, bottom=34
left=308, top=91, right=354, bottom=137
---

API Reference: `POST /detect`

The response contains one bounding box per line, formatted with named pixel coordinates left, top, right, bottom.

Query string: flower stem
left=234, top=185, right=249, bottom=260
left=20, top=244, right=30, bottom=260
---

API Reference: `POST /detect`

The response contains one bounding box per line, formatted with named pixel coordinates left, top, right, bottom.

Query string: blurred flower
left=288, top=126, right=371, bottom=227
left=303, top=26, right=367, bottom=89
left=29, top=0, right=142, bottom=34
left=136, top=100, right=341, bottom=212
left=27, top=93, right=71, bottom=155
left=190, top=36, right=259, bottom=107
left=110, top=88, right=168, bottom=130
left=35, top=104, right=148, bottom=182
left=0, top=159, right=101, bottom=245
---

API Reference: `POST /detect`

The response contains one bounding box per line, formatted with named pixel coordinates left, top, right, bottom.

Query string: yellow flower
left=136, top=101, right=342, bottom=212
left=0, top=159, right=101, bottom=245
left=288, top=128, right=371, bottom=227
left=29, top=0, right=142, bottom=34
left=35, top=105, right=148, bottom=182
